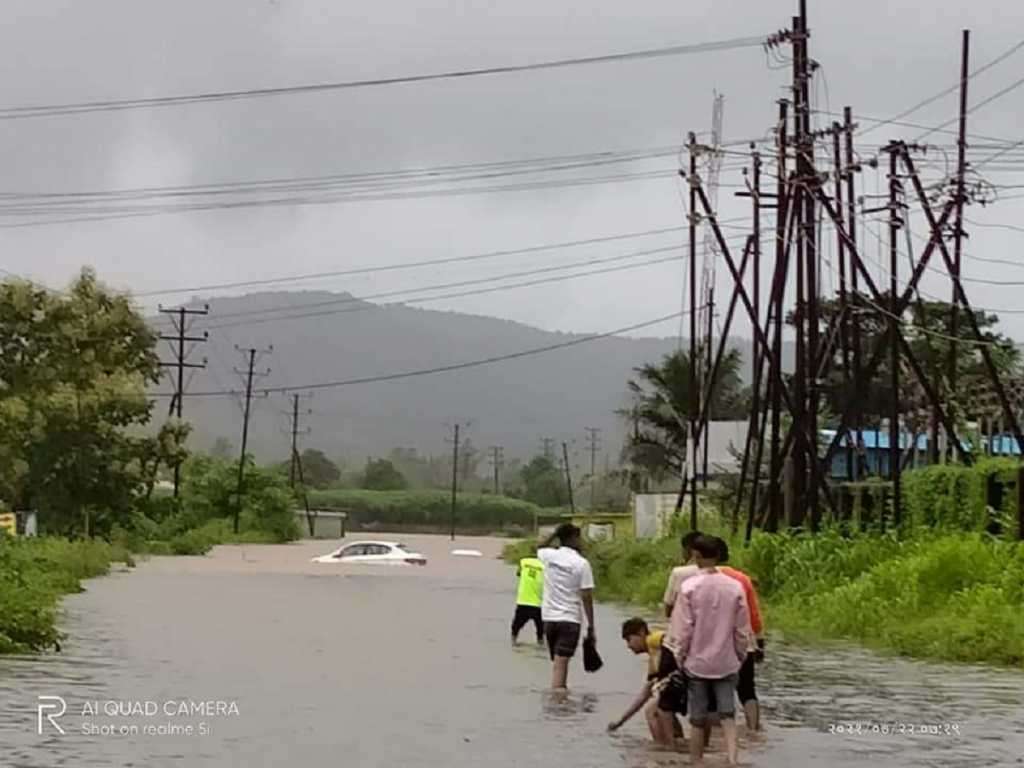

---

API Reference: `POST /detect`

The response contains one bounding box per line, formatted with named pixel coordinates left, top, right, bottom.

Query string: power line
left=0, top=35, right=766, bottom=120
left=0, top=168, right=680, bottom=230
left=964, top=217, right=1024, bottom=235
left=809, top=108, right=1018, bottom=146
left=204, top=243, right=690, bottom=327
left=202, top=248, right=719, bottom=329
left=153, top=308, right=698, bottom=399
left=914, top=72, right=1024, bottom=143
left=193, top=230, right=758, bottom=331
left=137, top=223, right=691, bottom=299
left=203, top=255, right=688, bottom=330
left=858, top=37, right=1024, bottom=139
left=0, top=146, right=683, bottom=206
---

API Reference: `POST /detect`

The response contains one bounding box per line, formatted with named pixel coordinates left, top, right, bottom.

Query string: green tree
left=0, top=270, right=162, bottom=536
left=622, top=347, right=747, bottom=481
left=297, top=449, right=341, bottom=489
left=802, top=293, right=1020, bottom=430
left=210, top=437, right=234, bottom=460
left=177, top=454, right=298, bottom=541
left=362, top=459, right=408, bottom=491
left=518, top=455, right=565, bottom=508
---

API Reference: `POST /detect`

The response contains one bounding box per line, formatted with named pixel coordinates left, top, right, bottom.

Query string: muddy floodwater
left=1, top=534, right=1022, bottom=767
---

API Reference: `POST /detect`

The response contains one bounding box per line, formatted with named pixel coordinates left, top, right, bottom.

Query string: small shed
left=295, top=509, right=347, bottom=539
left=563, top=511, right=634, bottom=541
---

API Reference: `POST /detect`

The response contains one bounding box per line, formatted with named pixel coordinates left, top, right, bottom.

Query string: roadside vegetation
left=307, top=488, right=546, bottom=535
left=0, top=536, right=131, bottom=653
left=0, top=271, right=302, bottom=655
left=504, top=460, right=1024, bottom=668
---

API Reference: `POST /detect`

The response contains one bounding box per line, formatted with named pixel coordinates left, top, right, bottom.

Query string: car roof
left=342, top=540, right=400, bottom=548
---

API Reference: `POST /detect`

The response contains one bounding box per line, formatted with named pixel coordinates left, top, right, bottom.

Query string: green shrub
left=0, top=535, right=128, bottom=653
left=903, top=458, right=1020, bottom=535
left=501, top=512, right=1024, bottom=667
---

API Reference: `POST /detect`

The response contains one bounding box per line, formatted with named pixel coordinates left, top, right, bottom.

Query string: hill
left=162, top=291, right=775, bottom=467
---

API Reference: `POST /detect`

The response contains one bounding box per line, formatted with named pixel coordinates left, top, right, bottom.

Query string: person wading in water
left=511, top=554, right=544, bottom=646
left=668, top=535, right=751, bottom=767
left=537, top=523, right=596, bottom=691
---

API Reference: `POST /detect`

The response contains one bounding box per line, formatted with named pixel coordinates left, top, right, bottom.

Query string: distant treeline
left=305, top=489, right=553, bottom=534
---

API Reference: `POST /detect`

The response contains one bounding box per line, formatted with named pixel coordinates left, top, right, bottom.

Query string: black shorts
left=544, top=621, right=582, bottom=659
left=654, top=645, right=688, bottom=714
left=654, top=647, right=718, bottom=715
left=511, top=605, right=543, bottom=637
left=737, top=652, right=757, bottom=704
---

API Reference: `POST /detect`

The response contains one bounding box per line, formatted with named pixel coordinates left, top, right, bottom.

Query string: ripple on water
left=2, top=537, right=1023, bottom=768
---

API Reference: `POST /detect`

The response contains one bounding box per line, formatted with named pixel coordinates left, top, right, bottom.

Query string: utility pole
left=158, top=304, right=209, bottom=499
left=233, top=346, right=272, bottom=534
left=295, top=443, right=314, bottom=538
left=540, top=437, right=555, bottom=461
left=488, top=445, right=504, bottom=495
left=688, top=132, right=700, bottom=532
left=703, top=287, right=714, bottom=488
left=949, top=30, right=970, bottom=437
left=287, top=393, right=313, bottom=488
left=449, top=424, right=460, bottom=541
left=844, top=106, right=864, bottom=477
left=584, top=427, right=601, bottom=509
left=562, top=441, right=576, bottom=515
left=767, top=98, right=788, bottom=534
left=888, top=145, right=902, bottom=528
left=748, top=145, right=764, bottom=528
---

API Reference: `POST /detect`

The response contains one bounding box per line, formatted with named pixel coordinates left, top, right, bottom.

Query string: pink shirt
left=668, top=569, right=752, bottom=679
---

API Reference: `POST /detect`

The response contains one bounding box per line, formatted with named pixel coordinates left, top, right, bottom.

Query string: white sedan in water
left=311, top=540, right=427, bottom=566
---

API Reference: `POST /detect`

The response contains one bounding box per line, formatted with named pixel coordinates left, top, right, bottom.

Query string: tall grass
left=503, top=529, right=1024, bottom=667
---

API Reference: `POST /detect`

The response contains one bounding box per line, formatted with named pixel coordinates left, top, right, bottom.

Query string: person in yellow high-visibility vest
left=511, top=555, right=544, bottom=645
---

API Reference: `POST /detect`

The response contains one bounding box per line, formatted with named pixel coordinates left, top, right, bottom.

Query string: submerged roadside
left=0, top=536, right=131, bottom=653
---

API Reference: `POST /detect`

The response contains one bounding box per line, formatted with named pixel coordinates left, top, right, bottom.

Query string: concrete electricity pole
left=584, top=427, right=601, bottom=508
left=232, top=346, right=271, bottom=534
left=288, top=393, right=313, bottom=488
left=158, top=304, right=209, bottom=498
left=488, top=445, right=504, bottom=495
left=449, top=424, right=460, bottom=541
left=562, top=441, right=576, bottom=515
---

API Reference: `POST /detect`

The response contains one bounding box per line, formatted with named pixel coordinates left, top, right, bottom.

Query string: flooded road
left=1, top=533, right=1022, bottom=767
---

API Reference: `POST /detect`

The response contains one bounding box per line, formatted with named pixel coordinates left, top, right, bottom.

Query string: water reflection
left=0, top=535, right=1021, bottom=767
left=542, top=690, right=599, bottom=719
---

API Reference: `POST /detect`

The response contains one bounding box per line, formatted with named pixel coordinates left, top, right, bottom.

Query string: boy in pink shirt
left=668, top=535, right=751, bottom=767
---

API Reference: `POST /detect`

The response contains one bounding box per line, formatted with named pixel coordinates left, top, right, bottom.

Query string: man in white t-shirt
left=537, top=523, right=596, bottom=690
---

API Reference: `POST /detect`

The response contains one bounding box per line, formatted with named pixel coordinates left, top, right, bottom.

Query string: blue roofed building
left=822, top=428, right=1022, bottom=479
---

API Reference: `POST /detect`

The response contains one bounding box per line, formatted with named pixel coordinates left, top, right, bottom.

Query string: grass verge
left=0, top=535, right=132, bottom=653
left=503, top=530, right=1024, bottom=667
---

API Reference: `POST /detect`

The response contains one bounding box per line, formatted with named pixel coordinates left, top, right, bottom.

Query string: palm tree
left=621, top=347, right=748, bottom=489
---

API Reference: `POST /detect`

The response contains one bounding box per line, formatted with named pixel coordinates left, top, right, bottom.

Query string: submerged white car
left=311, top=540, right=427, bottom=566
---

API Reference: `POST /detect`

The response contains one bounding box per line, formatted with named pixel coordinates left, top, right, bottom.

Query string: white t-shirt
left=537, top=546, right=595, bottom=624
left=663, top=564, right=700, bottom=610
left=662, top=563, right=701, bottom=654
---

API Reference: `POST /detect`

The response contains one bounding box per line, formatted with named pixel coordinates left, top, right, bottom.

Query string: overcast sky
left=2, top=0, right=1023, bottom=345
